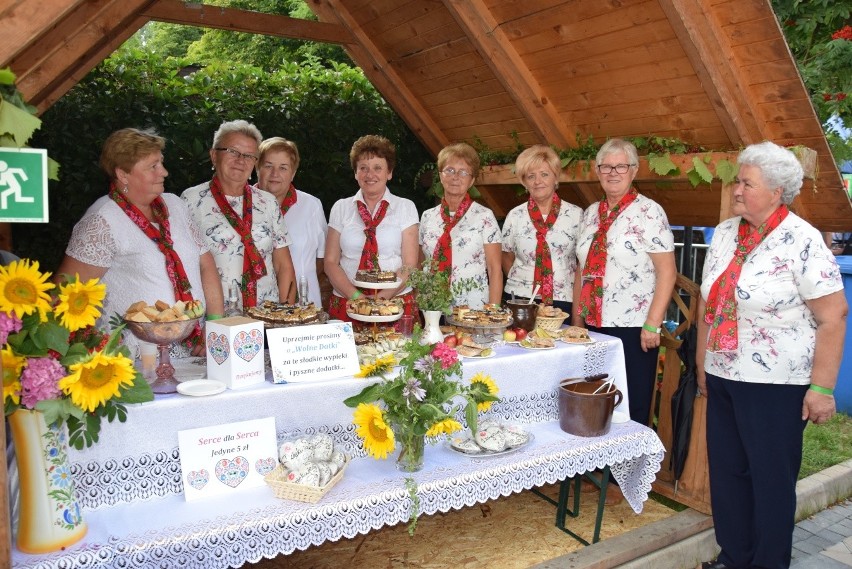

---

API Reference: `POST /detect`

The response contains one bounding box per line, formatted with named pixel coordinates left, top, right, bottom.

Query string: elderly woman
left=574, top=138, right=676, bottom=425
left=325, top=135, right=419, bottom=321
left=182, top=120, right=296, bottom=310
left=255, top=137, right=327, bottom=307
left=502, top=144, right=581, bottom=313
left=696, top=142, right=846, bottom=569
left=58, top=128, right=223, bottom=358
left=419, top=142, right=501, bottom=308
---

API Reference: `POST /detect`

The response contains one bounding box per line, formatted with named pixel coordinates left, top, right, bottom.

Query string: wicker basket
left=534, top=312, right=568, bottom=331
left=264, top=458, right=349, bottom=503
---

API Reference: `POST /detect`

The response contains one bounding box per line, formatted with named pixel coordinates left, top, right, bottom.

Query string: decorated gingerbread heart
left=234, top=329, right=262, bottom=362
left=214, top=456, right=249, bottom=488
left=187, top=469, right=209, bottom=491
left=255, top=456, right=277, bottom=476
left=207, top=332, right=230, bottom=365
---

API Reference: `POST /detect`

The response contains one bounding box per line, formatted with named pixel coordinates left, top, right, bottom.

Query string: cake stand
left=446, top=315, right=513, bottom=345
left=124, top=318, right=201, bottom=394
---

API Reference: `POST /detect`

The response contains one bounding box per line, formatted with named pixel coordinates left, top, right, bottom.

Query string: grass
left=800, top=412, right=852, bottom=478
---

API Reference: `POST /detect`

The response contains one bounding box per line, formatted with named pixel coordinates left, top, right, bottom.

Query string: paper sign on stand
left=178, top=417, right=278, bottom=502
left=205, top=316, right=265, bottom=389
left=266, top=322, right=359, bottom=383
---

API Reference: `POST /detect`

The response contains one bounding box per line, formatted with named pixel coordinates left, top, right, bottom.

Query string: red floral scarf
left=578, top=188, right=639, bottom=326
left=528, top=193, right=561, bottom=304
left=704, top=205, right=789, bottom=352
left=356, top=199, right=389, bottom=270
left=209, top=176, right=267, bottom=308
left=433, top=194, right=473, bottom=275
left=279, top=183, right=297, bottom=215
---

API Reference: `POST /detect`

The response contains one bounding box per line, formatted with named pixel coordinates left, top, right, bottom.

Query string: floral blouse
left=501, top=201, right=582, bottom=303
left=419, top=201, right=501, bottom=308
left=700, top=213, right=843, bottom=385
left=576, top=193, right=674, bottom=327
left=182, top=182, right=291, bottom=303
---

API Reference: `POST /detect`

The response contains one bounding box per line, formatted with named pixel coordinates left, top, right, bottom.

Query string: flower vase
left=394, top=426, right=425, bottom=473
left=420, top=310, right=444, bottom=345
left=8, top=409, right=87, bottom=553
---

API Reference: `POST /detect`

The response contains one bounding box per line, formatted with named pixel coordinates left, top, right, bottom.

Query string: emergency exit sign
left=0, top=147, right=48, bottom=223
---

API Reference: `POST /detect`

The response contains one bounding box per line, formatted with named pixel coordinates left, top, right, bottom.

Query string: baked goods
left=355, top=269, right=398, bottom=283
left=356, top=333, right=409, bottom=365
left=537, top=305, right=566, bottom=318
left=245, top=301, right=323, bottom=326
left=124, top=299, right=204, bottom=322
left=347, top=297, right=403, bottom=317
left=450, top=304, right=511, bottom=326
left=559, top=326, right=593, bottom=343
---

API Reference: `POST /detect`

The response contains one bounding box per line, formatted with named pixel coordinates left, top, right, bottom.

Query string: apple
left=514, top=328, right=529, bottom=341
left=502, top=329, right=517, bottom=342
left=443, top=334, right=459, bottom=348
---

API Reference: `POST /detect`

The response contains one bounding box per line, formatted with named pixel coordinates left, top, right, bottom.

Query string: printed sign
left=178, top=417, right=278, bottom=502
left=266, top=322, right=359, bottom=383
left=0, top=147, right=48, bottom=222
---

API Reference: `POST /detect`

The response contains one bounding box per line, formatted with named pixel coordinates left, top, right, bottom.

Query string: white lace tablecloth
left=11, top=332, right=655, bottom=569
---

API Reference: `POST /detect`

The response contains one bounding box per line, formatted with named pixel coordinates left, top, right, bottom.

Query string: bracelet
left=642, top=323, right=661, bottom=334
left=350, top=290, right=363, bottom=301
left=206, top=314, right=223, bottom=321
left=809, top=384, right=834, bottom=396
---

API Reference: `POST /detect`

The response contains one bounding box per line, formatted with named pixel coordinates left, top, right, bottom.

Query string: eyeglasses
left=440, top=167, right=473, bottom=178
left=215, top=147, right=259, bottom=163
left=597, top=163, right=634, bottom=174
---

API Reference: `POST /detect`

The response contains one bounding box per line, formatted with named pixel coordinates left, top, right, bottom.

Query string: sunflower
left=58, top=351, right=136, bottom=413
left=0, top=259, right=53, bottom=320
left=470, top=372, right=499, bottom=412
left=54, top=276, right=106, bottom=332
left=355, top=354, right=396, bottom=378
left=426, top=418, right=462, bottom=437
left=2, top=346, right=25, bottom=405
left=353, top=403, right=395, bottom=459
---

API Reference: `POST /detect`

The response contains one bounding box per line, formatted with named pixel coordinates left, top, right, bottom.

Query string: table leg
left=537, top=466, right=611, bottom=546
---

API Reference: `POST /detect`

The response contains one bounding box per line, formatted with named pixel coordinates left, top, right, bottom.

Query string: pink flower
left=0, top=311, right=23, bottom=345
left=431, top=343, right=458, bottom=369
left=20, top=357, right=65, bottom=409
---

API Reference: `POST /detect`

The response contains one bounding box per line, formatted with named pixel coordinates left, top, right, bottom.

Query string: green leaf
left=688, top=157, right=714, bottom=186
left=0, top=68, right=16, bottom=85
left=0, top=98, right=42, bottom=146
left=714, top=159, right=739, bottom=185
left=35, top=397, right=83, bottom=427
left=648, top=153, right=679, bottom=176
left=464, top=400, right=478, bottom=435
left=343, top=382, right=385, bottom=407
left=118, top=375, right=154, bottom=404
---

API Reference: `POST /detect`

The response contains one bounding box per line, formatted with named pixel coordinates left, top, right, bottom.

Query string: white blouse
left=280, top=189, right=327, bottom=307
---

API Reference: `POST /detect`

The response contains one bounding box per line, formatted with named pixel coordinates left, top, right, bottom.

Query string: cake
left=245, top=301, right=323, bottom=326
left=355, top=269, right=398, bottom=283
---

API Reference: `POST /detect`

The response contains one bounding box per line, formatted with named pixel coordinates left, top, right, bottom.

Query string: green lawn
left=800, top=412, right=852, bottom=479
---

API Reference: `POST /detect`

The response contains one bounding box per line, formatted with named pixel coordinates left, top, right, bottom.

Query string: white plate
left=459, top=351, right=496, bottom=359
left=347, top=312, right=403, bottom=323
left=176, top=379, right=226, bottom=397
left=558, top=337, right=595, bottom=345
left=446, top=432, right=534, bottom=457
left=611, top=411, right=630, bottom=424
left=172, top=359, right=207, bottom=382
left=518, top=341, right=555, bottom=350
left=352, top=279, right=401, bottom=290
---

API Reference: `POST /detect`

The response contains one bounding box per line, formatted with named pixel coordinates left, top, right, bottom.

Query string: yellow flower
left=355, top=354, right=396, bottom=378
left=55, top=276, right=105, bottom=332
left=2, top=346, right=25, bottom=405
left=0, top=259, right=53, bottom=320
left=353, top=403, right=395, bottom=459
left=426, top=418, right=462, bottom=437
left=59, top=351, right=136, bottom=413
left=470, top=372, right=499, bottom=412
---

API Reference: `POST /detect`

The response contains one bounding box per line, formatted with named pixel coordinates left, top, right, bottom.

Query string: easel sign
left=178, top=417, right=278, bottom=502
left=266, top=322, right=359, bottom=383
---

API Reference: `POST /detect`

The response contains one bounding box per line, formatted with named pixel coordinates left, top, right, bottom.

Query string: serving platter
left=352, top=279, right=401, bottom=290
left=446, top=432, right=534, bottom=457
left=347, top=312, right=402, bottom=323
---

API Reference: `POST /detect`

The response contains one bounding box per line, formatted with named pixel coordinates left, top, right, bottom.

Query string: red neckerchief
left=356, top=198, right=389, bottom=270
left=279, top=184, right=297, bottom=215
left=578, top=188, right=639, bottom=326
left=110, top=183, right=201, bottom=346
left=704, top=205, right=789, bottom=352
left=527, top=193, right=560, bottom=305
left=209, top=176, right=267, bottom=308
left=433, top=194, right=473, bottom=275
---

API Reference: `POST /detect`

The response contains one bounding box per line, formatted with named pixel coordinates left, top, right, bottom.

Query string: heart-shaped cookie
left=187, top=469, right=209, bottom=491
left=214, top=456, right=249, bottom=488
left=255, top=456, right=277, bottom=476
left=234, top=329, right=262, bottom=362
left=207, top=332, right=230, bottom=365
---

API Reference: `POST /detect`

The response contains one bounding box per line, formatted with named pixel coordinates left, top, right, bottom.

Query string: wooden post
left=1, top=358, right=10, bottom=566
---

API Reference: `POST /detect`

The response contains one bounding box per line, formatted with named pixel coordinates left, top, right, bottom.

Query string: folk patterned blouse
left=700, top=213, right=842, bottom=385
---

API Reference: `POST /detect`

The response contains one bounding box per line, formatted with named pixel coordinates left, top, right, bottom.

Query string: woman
left=696, top=141, right=846, bottom=569
left=574, top=138, right=676, bottom=425
left=325, top=135, right=419, bottom=321
left=502, top=144, right=581, bottom=314
left=59, top=128, right=223, bottom=356
left=419, top=142, right=501, bottom=308
left=182, top=120, right=296, bottom=309
left=255, top=137, right=327, bottom=307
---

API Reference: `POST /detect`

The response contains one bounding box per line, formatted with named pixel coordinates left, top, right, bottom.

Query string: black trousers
left=587, top=325, right=658, bottom=425
left=706, top=373, right=807, bottom=569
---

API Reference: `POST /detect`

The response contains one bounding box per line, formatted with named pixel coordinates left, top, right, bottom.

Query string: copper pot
left=558, top=379, right=623, bottom=437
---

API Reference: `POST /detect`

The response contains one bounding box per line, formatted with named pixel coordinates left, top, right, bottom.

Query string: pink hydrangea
left=431, top=343, right=458, bottom=369
left=20, top=357, right=65, bottom=409
left=0, top=311, right=23, bottom=345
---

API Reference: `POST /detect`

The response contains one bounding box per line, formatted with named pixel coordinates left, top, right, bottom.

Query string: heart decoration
left=215, top=456, right=249, bottom=488
left=187, top=469, right=209, bottom=491
left=234, top=329, right=262, bottom=362
left=207, top=332, right=230, bottom=365
left=255, top=457, right=277, bottom=476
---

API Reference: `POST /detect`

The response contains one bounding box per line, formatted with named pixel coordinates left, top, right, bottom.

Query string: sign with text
left=178, top=417, right=277, bottom=502
left=0, top=147, right=48, bottom=222
left=266, top=322, right=359, bottom=383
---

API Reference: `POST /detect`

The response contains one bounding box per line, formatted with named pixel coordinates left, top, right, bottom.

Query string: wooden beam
left=142, top=0, right=352, bottom=45
left=658, top=0, right=764, bottom=146
left=0, top=0, right=83, bottom=68
left=441, top=0, right=577, bottom=148
left=307, top=0, right=449, bottom=156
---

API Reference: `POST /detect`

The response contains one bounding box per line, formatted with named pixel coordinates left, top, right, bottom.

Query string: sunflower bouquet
left=1, top=259, right=153, bottom=449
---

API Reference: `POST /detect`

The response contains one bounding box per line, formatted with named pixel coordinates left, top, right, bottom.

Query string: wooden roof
left=1, top=0, right=849, bottom=229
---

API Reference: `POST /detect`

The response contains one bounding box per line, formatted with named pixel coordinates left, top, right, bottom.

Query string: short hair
left=212, top=119, right=262, bottom=149
left=100, top=128, right=166, bottom=180
left=738, top=141, right=803, bottom=204
left=437, top=142, right=480, bottom=178
left=258, top=137, right=300, bottom=172
left=515, top=145, right=561, bottom=183
left=349, top=135, right=396, bottom=172
left=596, top=138, right=639, bottom=167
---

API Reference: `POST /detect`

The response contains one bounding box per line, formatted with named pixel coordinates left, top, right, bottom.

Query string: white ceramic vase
left=420, top=310, right=445, bottom=344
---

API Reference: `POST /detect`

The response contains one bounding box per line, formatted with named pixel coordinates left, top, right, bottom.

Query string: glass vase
left=394, top=426, right=425, bottom=473
left=8, top=409, right=87, bottom=553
